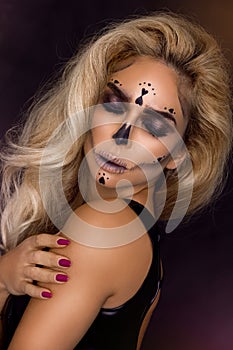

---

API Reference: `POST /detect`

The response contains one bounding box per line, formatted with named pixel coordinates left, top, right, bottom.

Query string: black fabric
left=1, top=199, right=161, bottom=350
left=1, top=294, right=30, bottom=349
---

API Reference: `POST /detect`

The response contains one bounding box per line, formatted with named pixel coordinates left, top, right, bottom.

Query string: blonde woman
left=1, top=11, right=232, bottom=350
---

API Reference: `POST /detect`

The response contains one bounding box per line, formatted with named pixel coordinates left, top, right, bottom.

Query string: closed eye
left=141, top=114, right=174, bottom=138
left=102, top=91, right=126, bottom=115
left=103, top=101, right=126, bottom=115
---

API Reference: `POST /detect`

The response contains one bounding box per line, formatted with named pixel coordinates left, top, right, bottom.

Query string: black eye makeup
left=100, top=81, right=177, bottom=133
left=100, top=82, right=129, bottom=115
left=141, top=109, right=175, bottom=137
left=101, top=92, right=126, bottom=115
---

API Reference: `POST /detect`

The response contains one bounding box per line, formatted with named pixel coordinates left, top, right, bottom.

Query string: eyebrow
left=144, top=107, right=177, bottom=125
left=106, top=82, right=177, bottom=125
left=107, top=82, right=129, bottom=102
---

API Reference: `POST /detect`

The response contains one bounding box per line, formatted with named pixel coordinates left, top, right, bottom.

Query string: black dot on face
left=98, top=172, right=101, bottom=175
left=148, top=83, right=151, bottom=86
left=152, top=88, right=154, bottom=90
left=143, top=82, right=146, bottom=84
left=103, top=173, right=105, bottom=176
left=114, top=80, right=119, bottom=84
left=168, top=108, right=175, bottom=114
left=164, top=107, right=167, bottom=110
left=139, top=83, right=142, bottom=85
left=153, top=93, right=156, bottom=95
left=107, top=177, right=109, bottom=180
left=99, top=176, right=105, bottom=185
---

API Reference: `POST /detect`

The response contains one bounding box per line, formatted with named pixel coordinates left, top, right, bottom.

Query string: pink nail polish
left=58, top=258, right=71, bottom=267
left=41, top=291, right=52, bottom=299
left=56, top=274, right=68, bottom=282
left=57, top=238, right=70, bottom=246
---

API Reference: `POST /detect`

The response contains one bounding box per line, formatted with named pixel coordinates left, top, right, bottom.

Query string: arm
left=7, top=200, right=147, bottom=349
left=0, top=277, right=9, bottom=316
left=7, top=202, right=137, bottom=349
left=8, top=239, right=117, bottom=349
left=0, top=234, right=71, bottom=346
left=0, top=281, right=9, bottom=345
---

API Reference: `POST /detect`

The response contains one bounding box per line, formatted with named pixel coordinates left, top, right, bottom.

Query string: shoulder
left=51, top=200, right=153, bottom=309
left=58, top=199, right=148, bottom=286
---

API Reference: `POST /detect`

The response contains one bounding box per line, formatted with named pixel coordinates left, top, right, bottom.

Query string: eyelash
left=103, top=102, right=126, bottom=115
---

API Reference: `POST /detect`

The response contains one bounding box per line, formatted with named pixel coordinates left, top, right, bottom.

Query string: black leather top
left=2, top=199, right=162, bottom=350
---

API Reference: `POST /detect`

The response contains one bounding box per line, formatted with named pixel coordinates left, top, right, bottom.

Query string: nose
left=112, top=123, right=131, bottom=145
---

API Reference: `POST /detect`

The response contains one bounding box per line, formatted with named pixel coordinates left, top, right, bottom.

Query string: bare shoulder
left=52, top=200, right=153, bottom=309
left=58, top=199, right=148, bottom=288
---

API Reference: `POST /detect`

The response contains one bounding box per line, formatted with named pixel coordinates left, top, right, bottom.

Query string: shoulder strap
left=123, top=199, right=159, bottom=245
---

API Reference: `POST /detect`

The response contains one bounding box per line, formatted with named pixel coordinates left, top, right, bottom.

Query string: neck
left=92, top=182, right=156, bottom=216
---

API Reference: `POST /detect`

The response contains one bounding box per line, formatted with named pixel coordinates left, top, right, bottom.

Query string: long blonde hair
left=1, top=11, right=232, bottom=250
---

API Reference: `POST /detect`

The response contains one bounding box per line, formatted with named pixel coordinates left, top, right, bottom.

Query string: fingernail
left=56, top=274, right=69, bottom=282
left=57, top=238, right=70, bottom=246
left=41, top=291, right=52, bottom=299
left=58, top=258, right=71, bottom=267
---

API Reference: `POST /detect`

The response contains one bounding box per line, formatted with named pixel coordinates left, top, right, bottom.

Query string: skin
left=0, top=234, right=71, bottom=305
left=0, top=234, right=71, bottom=344
left=8, top=56, right=188, bottom=349
left=85, top=56, right=187, bottom=207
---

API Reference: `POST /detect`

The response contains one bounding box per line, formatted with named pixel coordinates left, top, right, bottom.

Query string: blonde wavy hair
left=1, top=11, right=232, bottom=251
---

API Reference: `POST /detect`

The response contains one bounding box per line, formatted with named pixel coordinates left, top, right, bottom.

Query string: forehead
left=110, top=57, right=179, bottom=107
left=108, top=56, right=187, bottom=133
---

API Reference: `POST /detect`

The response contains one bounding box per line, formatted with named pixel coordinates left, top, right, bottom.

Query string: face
left=84, top=56, right=188, bottom=194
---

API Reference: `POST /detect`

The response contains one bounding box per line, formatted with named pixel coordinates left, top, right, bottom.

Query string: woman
left=1, top=11, right=232, bottom=350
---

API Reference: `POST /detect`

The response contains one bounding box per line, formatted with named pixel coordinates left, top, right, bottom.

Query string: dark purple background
left=1, top=1, right=233, bottom=349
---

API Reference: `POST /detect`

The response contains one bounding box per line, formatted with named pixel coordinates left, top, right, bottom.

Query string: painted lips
left=94, top=151, right=130, bottom=174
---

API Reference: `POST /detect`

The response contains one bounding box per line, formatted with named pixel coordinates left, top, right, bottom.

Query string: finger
left=23, top=282, right=53, bottom=299
left=29, top=250, right=71, bottom=269
left=32, top=233, right=70, bottom=249
left=24, top=266, right=69, bottom=284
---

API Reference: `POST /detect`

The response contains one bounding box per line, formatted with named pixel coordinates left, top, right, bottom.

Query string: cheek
left=91, top=125, right=115, bottom=145
left=149, top=139, right=170, bottom=157
left=132, top=128, right=169, bottom=158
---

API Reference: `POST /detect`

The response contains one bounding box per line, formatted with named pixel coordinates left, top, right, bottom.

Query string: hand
left=0, top=234, right=71, bottom=299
